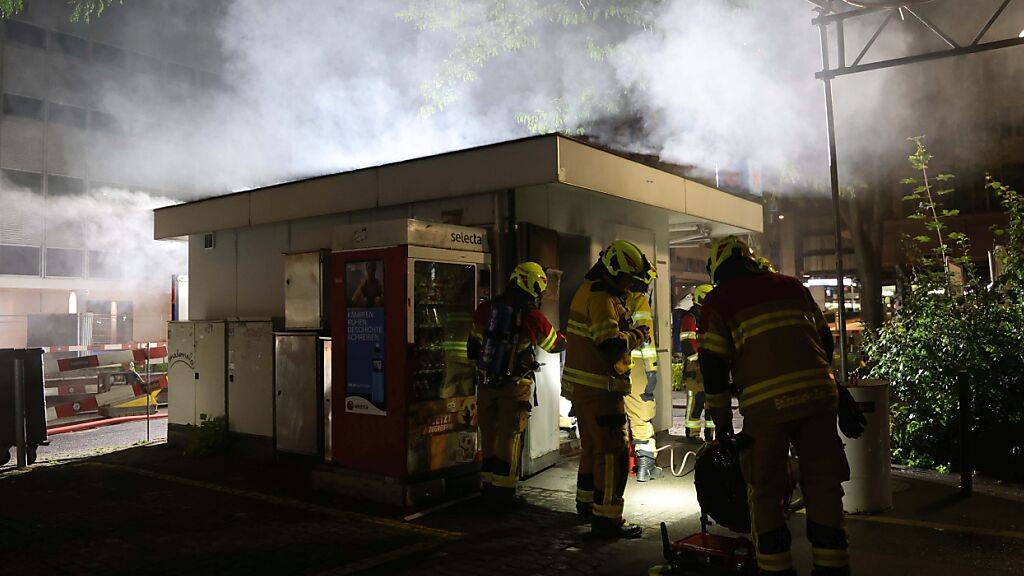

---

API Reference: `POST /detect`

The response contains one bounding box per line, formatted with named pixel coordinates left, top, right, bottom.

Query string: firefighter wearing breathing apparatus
left=563, top=240, right=654, bottom=539
left=624, top=267, right=662, bottom=482
left=698, top=236, right=854, bottom=576
left=679, top=283, right=714, bottom=439
left=468, top=262, right=566, bottom=506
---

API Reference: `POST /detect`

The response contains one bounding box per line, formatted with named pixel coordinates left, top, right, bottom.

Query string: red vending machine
left=330, top=219, right=492, bottom=506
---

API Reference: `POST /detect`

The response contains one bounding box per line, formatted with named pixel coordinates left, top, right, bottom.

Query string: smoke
left=75, top=0, right=1012, bottom=200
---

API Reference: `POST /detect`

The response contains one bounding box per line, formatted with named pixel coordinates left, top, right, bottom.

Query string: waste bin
left=841, top=379, right=892, bottom=513
left=0, top=349, right=47, bottom=465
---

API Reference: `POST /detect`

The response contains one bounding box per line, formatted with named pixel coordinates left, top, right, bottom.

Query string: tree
left=398, top=0, right=662, bottom=133
left=867, top=139, right=1024, bottom=480
left=0, top=0, right=122, bottom=22
left=839, top=185, right=890, bottom=333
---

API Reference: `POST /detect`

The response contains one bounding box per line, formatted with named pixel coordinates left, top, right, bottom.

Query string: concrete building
left=0, top=1, right=221, bottom=348
left=154, top=134, right=762, bottom=503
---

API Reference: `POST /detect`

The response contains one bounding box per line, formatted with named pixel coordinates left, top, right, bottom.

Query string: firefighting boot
left=591, top=517, right=643, bottom=539
left=635, top=451, right=664, bottom=482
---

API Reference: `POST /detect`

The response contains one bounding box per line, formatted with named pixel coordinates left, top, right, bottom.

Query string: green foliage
left=0, top=0, right=23, bottom=19
left=183, top=414, right=229, bottom=457
left=398, top=0, right=659, bottom=127
left=70, top=0, right=123, bottom=23
left=0, top=0, right=122, bottom=22
left=866, top=139, right=1024, bottom=481
left=671, top=361, right=684, bottom=392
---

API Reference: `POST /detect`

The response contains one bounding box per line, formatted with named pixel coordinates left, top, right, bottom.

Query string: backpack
left=475, top=299, right=524, bottom=388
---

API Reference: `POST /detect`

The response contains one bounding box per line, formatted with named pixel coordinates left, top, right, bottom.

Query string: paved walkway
left=1, top=435, right=1022, bottom=575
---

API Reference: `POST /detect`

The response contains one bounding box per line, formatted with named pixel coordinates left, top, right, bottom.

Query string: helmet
left=511, top=262, right=548, bottom=299
left=706, top=235, right=756, bottom=284
left=601, top=240, right=655, bottom=284
left=693, top=440, right=751, bottom=533
left=756, top=256, right=777, bottom=273
left=692, top=284, right=713, bottom=306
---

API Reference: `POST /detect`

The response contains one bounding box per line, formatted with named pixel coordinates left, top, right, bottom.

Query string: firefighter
left=624, top=266, right=661, bottom=482
left=679, top=283, right=714, bottom=440
left=698, top=236, right=851, bottom=576
left=563, top=240, right=654, bottom=539
left=468, top=262, right=566, bottom=506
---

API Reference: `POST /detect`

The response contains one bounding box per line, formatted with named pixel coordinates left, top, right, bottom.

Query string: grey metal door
left=274, top=333, right=321, bottom=455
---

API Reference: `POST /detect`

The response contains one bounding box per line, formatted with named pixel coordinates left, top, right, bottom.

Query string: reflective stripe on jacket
left=698, top=272, right=837, bottom=423
left=626, top=291, right=658, bottom=373
left=562, top=280, right=638, bottom=396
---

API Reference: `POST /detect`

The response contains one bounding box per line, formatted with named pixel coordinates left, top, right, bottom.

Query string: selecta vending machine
left=330, top=219, right=491, bottom=506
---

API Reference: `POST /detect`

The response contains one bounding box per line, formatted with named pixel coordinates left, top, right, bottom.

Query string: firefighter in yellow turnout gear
left=698, top=236, right=851, bottom=576
left=469, top=262, right=565, bottom=506
left=624, top=273, right=662, bottom=482
left=563, top=240, right=655, bottom=539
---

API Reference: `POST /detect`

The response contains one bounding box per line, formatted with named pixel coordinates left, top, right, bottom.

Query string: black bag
left=693, top=439, right=751, bottom=534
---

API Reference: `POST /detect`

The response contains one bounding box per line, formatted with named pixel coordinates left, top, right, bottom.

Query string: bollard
left=13, top=358, right=25, bottom=468
left=958, top=370, right=972, bottom=496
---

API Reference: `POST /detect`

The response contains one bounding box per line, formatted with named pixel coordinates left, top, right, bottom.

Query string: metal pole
left=819, top=20, right=849, bottom=383
left=958, top=370, right=972, bottom=495
left=146, top=343, right=151, bottom=443
left=13, top=358, right=26, bottom=468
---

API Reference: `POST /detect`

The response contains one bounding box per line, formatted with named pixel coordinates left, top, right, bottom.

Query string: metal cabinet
left=274, top=332, right=323, bottom=456
left=168, top=321, right=225, bottom=426
left=285, top=251, right=329, bottom=331
left=227, top=321, right=274, bottom=437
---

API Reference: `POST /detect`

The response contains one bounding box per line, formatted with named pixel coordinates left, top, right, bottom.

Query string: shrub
left=866, top=138, right=1024, bottom=481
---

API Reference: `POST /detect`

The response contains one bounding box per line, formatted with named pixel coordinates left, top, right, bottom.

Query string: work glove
left=837, top=384, right=867, bottom=439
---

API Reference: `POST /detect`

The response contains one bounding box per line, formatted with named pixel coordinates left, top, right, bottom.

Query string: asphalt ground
left=1, top=424, right=1022, bottom=575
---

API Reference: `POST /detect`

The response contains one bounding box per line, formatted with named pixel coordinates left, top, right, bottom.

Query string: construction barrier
left=42, top=342, right=167, bottom=427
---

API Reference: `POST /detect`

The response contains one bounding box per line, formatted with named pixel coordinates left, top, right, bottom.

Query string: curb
left=47, top=413, right=168, bottom=436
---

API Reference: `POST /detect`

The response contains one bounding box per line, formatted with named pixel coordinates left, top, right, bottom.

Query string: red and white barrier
left=43, top=345, right=167, bottom=377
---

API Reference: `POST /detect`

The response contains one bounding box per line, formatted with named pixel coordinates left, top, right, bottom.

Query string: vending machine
left=330, top=219, right=491, bottom=505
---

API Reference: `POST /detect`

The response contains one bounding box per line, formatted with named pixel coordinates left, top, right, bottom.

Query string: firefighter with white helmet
left=468, top=262, right=565, bottom=506
left=698, top=235, right=852, bottom=575
left=564, top=239, right=654, bottom=538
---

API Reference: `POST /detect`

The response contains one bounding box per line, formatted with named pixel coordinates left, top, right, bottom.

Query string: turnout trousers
left=624, top=364, right=657, bottom=454
left=740, top=410, right=851, bottom=575
left=574, top=384, right=630, bottom=525
left=478, top=378, right=532, bottom=496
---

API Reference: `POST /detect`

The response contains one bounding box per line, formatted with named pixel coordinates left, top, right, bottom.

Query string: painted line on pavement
left=799, top=509, right=1024, bottom=541
left=80, top=462, right=460, bottom=539
left=845, top=513, right=1024, bottom=540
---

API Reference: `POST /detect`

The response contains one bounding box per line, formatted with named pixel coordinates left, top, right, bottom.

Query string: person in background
left=679, top=284, right=715, bottom=440
left=624, top=267, right=662, bottom=481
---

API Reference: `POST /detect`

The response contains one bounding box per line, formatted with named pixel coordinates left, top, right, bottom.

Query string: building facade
left=0, top=1, right=222, bottom=348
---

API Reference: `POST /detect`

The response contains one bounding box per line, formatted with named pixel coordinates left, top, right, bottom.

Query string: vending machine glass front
left=407, top=259, right=480, bottom=476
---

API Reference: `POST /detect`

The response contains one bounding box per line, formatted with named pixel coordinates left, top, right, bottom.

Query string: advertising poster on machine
left=345, top=260, right=387, bottom=415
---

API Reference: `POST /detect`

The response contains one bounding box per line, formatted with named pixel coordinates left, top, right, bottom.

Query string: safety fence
left=42, top=342, right=167, bottom=426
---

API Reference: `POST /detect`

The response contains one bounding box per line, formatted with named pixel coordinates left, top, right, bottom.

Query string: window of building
left=47, top=174, right=85, bottom=197
left=92, top=42, right=125, bottom=67
left=127, top=51, right=162, bottom=76
left=2, top=169, right=42, bottom=194
left=88, top=251, right=121, bottom=278
left=5, top=20, right=46, bottom=49
left=90, top=110, right=121, bottom=134
left=166, top=62, right=194, bottom=85
left=0, top=245, right=41, bottom=275
left=45, top=247, right=84, bottom=277
left=49, top=102, right=88, bottom=129
left=2, top=93, right=44, bottom=120
left=50, top=31, right=89, bottom=59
